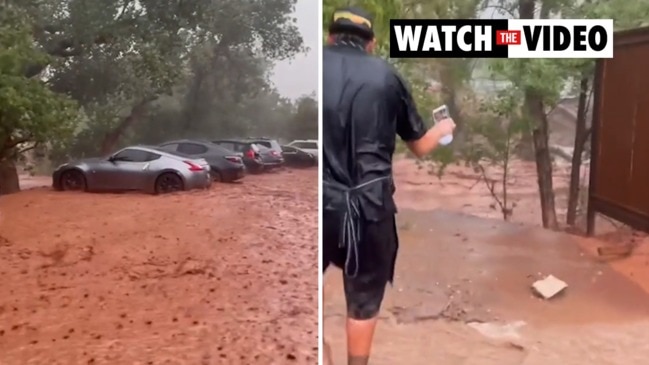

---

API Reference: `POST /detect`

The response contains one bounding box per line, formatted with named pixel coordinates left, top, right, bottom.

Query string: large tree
left=0, top=6, right=77, bottom=194
left=43, top=0, right=304, bottom=152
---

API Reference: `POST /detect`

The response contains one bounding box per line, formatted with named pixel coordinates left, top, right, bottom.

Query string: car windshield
left=291, top=141, right=317, bottom=149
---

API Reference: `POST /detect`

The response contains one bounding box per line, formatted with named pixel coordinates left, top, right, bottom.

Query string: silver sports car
left=52, top=146, right=212, bottom=194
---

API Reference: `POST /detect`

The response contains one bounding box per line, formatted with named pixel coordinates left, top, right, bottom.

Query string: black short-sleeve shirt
left=322, top=43, right=426, bottom=221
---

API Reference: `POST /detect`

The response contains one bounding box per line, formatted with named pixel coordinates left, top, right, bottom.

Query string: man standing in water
left=322, top=7, right=456, bottom=365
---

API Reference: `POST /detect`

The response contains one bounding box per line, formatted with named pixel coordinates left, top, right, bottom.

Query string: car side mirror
left=108, top=155, right=117, bottom=162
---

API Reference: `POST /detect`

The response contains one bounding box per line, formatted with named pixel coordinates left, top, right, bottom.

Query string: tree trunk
left=100, top=97, right=155, bottom=155
left=514, top=0, right=538, bottom=162
left=526, top=92, right=559, bottom=229
left=518, top=0, right=559, bottom=230
left=0, top=158, right=20, bottom=195
left=182, top=67, right=205, bottom=134
left=516, top=0, right=557, bottom=229
left=566, top=77, right=590, bottom=225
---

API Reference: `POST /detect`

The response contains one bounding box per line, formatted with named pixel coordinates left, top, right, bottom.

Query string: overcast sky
left=269, top=0, right=319, bottom=100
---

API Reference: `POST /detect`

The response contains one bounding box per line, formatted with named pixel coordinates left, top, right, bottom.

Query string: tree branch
left=100, top=96, right=158, bottom=155
left=477, top=164, right=505, bottom=212
left=4, top=137, right=30, bottom=150
left=116, top=0, right=133, bottom=21
left=0, top=136, right=30, bottom=160
left=17, top=143, right=39, bottom=154
left=481, top=4, right=518, bottom=18
left=26, top=18, right=136, bottom=78
left=502, top=125, right=513, bottom=220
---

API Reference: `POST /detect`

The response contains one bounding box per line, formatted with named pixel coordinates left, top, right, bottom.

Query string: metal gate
left=587, top=26, right=649, bottom=235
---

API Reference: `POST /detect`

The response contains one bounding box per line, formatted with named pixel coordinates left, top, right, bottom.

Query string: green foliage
left=30, top=0, right=305, bottom=159
left=481, top=0, right=649, bottom=151
left=287, top=95, right=318, bottom=140
left=466, top=89, right=525, bottom=163
left=0, top=6, right=78, bottom=161
left=426, top=146, right=455, bottom=177
left=490, top=59, right=565, bottom=106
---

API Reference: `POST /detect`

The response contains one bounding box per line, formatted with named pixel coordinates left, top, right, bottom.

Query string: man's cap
left=328, top=7, right=374, bottom=40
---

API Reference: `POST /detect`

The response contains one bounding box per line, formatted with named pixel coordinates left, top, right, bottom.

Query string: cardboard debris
left=532, top=275, right=567, bottom=299
left=467, top=320, right=526, bottom=340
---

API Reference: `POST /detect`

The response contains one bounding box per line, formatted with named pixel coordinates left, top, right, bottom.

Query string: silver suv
left=287, top=139, right=318, bottom=158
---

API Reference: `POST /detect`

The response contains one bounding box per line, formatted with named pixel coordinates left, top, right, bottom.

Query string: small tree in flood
left=464, top=90, right=526, bottom=221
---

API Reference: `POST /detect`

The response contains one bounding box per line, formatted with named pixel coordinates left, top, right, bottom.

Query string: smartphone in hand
left=432, top=105, right=453, bottom=145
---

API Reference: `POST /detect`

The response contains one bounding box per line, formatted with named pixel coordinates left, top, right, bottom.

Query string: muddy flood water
left=325, top=158, right=649, bottom=365
left=0, top=169, right=318, bottom=364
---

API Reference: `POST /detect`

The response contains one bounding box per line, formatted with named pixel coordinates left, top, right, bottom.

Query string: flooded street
left=324, top=158, right=649, bottom=365
left=0, top=169, right=318, bottom=364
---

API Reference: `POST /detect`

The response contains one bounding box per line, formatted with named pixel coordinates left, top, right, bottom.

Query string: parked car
left=157, top=139, right=245, bottom=182
left=287, top=139, right=318, bottom=158
left=212, top=139, right=267, bottom=173
left=281, top=145, right=317, bottom=168
left=255, top=144, right=285, bottom=169
left=52, top=146, right=211, bottom=194
left=246, top=137, right=285, bottom=161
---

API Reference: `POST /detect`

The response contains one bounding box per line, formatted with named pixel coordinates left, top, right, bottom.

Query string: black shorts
left=323, top=211, right=399, bottom=320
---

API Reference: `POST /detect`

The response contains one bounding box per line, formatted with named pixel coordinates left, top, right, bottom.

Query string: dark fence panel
left=588, top=27, right=649, bottom=235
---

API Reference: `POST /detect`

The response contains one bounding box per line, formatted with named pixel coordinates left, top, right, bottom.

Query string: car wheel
left=212, top=171, right=223, bottom=182
left=155, top=172, right=184, bottom=194
left=60, top=170, right=87, bottom=191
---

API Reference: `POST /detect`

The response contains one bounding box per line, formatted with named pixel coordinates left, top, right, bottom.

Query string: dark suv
left=158, top=139, right=246, bottom=182
left=212, top=139, right=267, bottom=173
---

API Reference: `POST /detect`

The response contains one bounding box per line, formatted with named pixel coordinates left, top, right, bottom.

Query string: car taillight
left=225, top=156, right=241, bottom=163
left=245, top=149, right=255, bottom=158
left=184, top=161, right=204, bottom=171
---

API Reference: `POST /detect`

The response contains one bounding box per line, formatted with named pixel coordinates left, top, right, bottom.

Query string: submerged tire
left=60, top=170, right=87, bottom=191
left=155, top=173, right=184, bottom=194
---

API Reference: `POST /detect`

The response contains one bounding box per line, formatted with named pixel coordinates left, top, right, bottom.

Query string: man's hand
left=432, top=117, right=456, bottom=137
left=406, top=117, right=457, bottom=158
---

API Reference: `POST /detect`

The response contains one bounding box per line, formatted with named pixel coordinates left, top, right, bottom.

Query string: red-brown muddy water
left=325, top=158, right=649, bottom=365
left=0, top=169, right=318, bottom=364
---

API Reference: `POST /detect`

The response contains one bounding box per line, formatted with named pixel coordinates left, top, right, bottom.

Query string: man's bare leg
left=346, top=316, right=378, bottom=365
left=323, top=301, right=334, bottom=365
left=342, top=216, right=395, bottom=365
left=324, top=339, right=334, bottom=365
left=323, top=281, right=334, bottom=365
